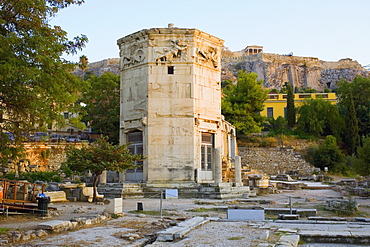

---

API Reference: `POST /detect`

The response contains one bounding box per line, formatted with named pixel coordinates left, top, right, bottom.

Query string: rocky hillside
left=222, top=51, right=369, bottom=91
left=74, top=58, right=120, bottom=77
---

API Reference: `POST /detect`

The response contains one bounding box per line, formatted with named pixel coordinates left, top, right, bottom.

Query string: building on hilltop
left=244, top=45, right=263, bottom=56
left=103, top=24, right=249, bottom=198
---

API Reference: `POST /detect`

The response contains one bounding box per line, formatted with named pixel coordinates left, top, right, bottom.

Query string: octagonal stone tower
left=117, top=25, right=237, bottom=188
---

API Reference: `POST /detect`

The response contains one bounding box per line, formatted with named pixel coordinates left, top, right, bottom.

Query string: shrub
left=3, top=171, right=62, bottom=183
left=260, top=137, right=278, bottom=147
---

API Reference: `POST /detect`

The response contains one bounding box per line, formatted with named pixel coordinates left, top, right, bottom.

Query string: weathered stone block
left=37, top=220, right=72, bottom=231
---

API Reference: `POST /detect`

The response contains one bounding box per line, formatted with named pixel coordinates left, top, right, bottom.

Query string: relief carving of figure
left=155, top=39, right=188, bottom=64
left=197, top=46, right=219, bottom=68
left=120, top=43, right=145, bottom=68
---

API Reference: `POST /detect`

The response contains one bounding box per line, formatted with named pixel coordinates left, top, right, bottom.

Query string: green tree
left=265, top=116, right=288, bottom=135
left=286, top=82, right=296, bottom=129
left=296, top=99, right=342, bottom=138
left=81, top=73, right=120, bottom=144
left=306, top=135, right=346, bottom=173
left=221, top=79, right=233, bottom=89
left=337, top=76, right=370, bottom=138
left=343, top=91, right=359, bottom=155
left=296, top=87, right=317, bottom=93
left=0, top=0, right=87, bottom=164
left=222, top=71, right=268, bottom=135
left=63, top=137, right=144, bottom=202
left=354, top=137, right=370, bottom=176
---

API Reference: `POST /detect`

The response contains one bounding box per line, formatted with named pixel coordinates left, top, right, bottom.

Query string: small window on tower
left=168, top=66, right=174, bottom=74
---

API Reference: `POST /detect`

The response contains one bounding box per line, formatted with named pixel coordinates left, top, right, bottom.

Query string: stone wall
left=239, top=147, right=314, bottom=176
left=1, top=143, right=83, bottom=176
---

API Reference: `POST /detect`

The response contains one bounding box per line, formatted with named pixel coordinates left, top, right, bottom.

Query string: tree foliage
left=337, top=77, right=370, bottom=137
left=265, top=116, right=288, bottom=135
left=286, top=82, right=296, bottom=129
left=0, top=0, right=87, bottom=164
left=222, top=71, right=268, bottom=135
left=81, top=73, right=120, bottom=144
left=296, top=99, right=342, bottom=138
left=305, top=135, right=345, bottom=173
left=353, top=137, right=370, bottom=176
left=63, top=137, right=144, bottom=201
left=343, top=91, right=359, bottom=155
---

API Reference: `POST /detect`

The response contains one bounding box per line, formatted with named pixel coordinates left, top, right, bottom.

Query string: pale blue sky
left=51, top=0, right=370, bottom=66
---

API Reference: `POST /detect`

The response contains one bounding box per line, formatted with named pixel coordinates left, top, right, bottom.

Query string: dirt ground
left=1, top=187, right=369, bottom=247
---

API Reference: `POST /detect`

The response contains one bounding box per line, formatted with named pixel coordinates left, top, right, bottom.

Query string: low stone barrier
left=265, top=208, right=317, bottom=217
left=299, top=230, right=370, bottom=245
left=0, top=213, right=110, bottom=245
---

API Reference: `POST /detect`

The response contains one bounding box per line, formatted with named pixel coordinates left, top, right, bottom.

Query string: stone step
left=299, top=230, right=370, bottom=245
left=98, top=183, right=144, bottom=199
left=279, top=214, right=300, bottom=220
left=265, top=208, right=317, bottom=217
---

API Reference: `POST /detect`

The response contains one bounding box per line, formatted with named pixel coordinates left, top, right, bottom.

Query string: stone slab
left=299, top=229, right=370, bottom=244
left=177, top=216, right=207, bottom=227
left=350, top=231, right=370, bottom=237
left=277, top=228, right=298, bottom=234
left=174, top=218, right=209, bottom=239
left=37, top=220, right=72, bottom=231
left=296, top=209, right=317, bottom=216
left=278, top=214, right=299, bottom=220
left=278, top=234, right=300, bottom=247
left=308, top=216, right=346, bottom=221
left=44, top=191, right=67, bottom=202
left=298, top=230, right=352, bottom=237
left=265, top=208, right=316, bottom=216
left=355, top=217, right=370, bottom=222
left=156, top=217, right=209, bottom=242
left=274, top=220, right=346, bottom=224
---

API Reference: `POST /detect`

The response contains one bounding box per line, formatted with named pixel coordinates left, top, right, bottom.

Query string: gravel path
left=1, top=187, right=366, bottom=247
left=149, top=221, right=267, bottom=247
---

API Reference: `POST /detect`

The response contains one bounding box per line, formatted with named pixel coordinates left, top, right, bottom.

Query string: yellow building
left=261, top=93, right=337, bottom=119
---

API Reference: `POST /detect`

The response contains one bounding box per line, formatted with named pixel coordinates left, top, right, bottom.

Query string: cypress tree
left=345, top=91, right=360, bottom=155
left=286, top=82, right=296, bottom=129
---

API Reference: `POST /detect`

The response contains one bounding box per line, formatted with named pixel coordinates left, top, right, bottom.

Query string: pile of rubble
left=331, top=178, right=370, bottom=197
left=240, top=147, right=314, bottom=177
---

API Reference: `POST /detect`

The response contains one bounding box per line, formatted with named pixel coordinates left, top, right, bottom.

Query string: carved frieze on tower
left=119, top=42, right=146, bottom=69
left=153, top=39, right=188, bottom=64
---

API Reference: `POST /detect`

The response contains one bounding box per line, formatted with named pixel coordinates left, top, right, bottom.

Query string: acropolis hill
left=77, top=46, right=369, bottom=91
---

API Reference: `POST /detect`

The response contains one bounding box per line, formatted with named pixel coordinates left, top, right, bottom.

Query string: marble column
left=119, top=172, right=125, bottom=183
left=234, top=156, right=242, bottom=185
left=214, top=148, right=222, bottom=183
left=100, top=170, right=107, bottom=184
